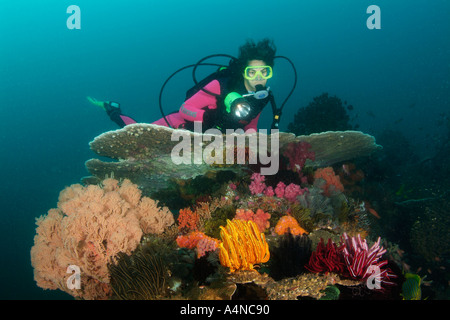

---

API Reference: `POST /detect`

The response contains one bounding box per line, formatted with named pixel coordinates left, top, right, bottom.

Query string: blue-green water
left=0, top=0, right=449, bottom=299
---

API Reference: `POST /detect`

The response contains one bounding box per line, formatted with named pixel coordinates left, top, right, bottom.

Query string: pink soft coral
left=284, top=183, right=307, bottom=202
left=248, top=173, right=308, bottom=203
left=283, top=141, right=315, bottom=174
left=249, top=172, right=267, bottom=195
left=30, top=178, right=174, bottom=300
left=274, top=182, right=286, bottom=198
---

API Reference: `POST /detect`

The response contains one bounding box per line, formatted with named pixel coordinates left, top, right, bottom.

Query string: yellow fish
left=401, top=273, right=422, bottom=300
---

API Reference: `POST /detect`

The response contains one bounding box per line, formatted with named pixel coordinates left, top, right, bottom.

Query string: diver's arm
left=178, top=80, right=221, bottom=122
left=87, top=97, right=136, bottom=128
left=106, top=103, right=137, bottom=128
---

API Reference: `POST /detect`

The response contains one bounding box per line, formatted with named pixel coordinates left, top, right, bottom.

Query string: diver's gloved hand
left=86, top=96, right=121, bottom=116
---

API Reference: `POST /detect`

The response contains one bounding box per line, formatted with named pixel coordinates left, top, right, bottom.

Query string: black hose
left=158, top=62, right=226, bottom=128
left=274, top=55, right=298, bottom=112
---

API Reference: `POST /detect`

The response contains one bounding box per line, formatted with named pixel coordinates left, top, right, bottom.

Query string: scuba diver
left=88, top=38, right=295, bottom=132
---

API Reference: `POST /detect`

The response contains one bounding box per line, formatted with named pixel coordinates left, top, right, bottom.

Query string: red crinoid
left=306, top=234, right=397, bottom=289
left=339, top=233, right=397, bottom=286
left=305, top=238, right=347, bottom=275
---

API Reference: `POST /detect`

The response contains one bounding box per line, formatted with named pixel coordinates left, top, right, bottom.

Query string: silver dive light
left=234, top=101, right=251, bottom=118
left=224, top=85, right=270, bottom=119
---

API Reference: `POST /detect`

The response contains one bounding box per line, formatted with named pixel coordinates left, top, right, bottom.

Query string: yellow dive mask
left=244, top=66, right=273, bottom=80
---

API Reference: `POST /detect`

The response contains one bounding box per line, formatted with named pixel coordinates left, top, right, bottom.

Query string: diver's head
left=236, top=38, right=276, bottom=91
left=243, top=60, right=272, bottom=91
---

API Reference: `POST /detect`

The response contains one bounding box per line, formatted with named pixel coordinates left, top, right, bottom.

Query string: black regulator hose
left=273, top=55, right=298, bottom=114
left=192, top=54, right=237, bottom=98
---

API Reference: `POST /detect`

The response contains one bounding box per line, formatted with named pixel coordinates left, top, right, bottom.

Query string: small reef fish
left=401, top=273, right=423, bottom=300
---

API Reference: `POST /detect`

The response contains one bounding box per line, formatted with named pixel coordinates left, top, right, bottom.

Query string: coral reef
left=108, top=250, right=169, bottom=300
left=36, top=120, right=445, bottom=299
left=177, top=207, right=200, bottom=233
left=248, top=173, right=308, bottom=202
left=340, top=233, right=397, bottom=285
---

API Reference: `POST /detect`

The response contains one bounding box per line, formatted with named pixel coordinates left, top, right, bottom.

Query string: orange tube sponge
left=274, top=215, right=307, bottom=236
left=30, top=178, right=174, bottom=300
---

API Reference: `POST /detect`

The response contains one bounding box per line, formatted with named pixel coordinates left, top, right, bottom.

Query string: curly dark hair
left=235, top=38, right=277, bottom=73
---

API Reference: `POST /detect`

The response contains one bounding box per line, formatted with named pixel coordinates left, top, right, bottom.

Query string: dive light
left=224, top=85, right=270, bottom=119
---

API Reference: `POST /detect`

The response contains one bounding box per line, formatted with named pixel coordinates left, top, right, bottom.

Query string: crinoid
left=108, top=248, right=170, bottom=300
left=218, top=219, right=270, bottom=273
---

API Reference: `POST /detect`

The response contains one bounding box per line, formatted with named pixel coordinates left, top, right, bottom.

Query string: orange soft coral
left=314, top=166, right=344, bottom=196
left=177, top=207, right=200, bottom=233
left=274, top=215, right=307, bottom=236
left=30, top=178, right=174, bottom=300
left=235, top=208, right=271, bottom=233
left=176, top=231, right=219, bottom=258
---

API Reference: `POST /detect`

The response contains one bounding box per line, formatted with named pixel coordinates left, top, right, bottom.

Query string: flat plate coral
left=83, top=124, right=381, bottom=193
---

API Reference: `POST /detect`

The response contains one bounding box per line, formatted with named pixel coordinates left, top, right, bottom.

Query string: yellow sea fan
left=218, top=219, right=270, bottom=273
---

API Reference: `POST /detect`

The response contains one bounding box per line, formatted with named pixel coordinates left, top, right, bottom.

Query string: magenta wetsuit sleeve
left=119, top=115, right=136, bottom=126
left=178, top=80, right=221, bottom=122
left=244, top=112, right=261, bottom=131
